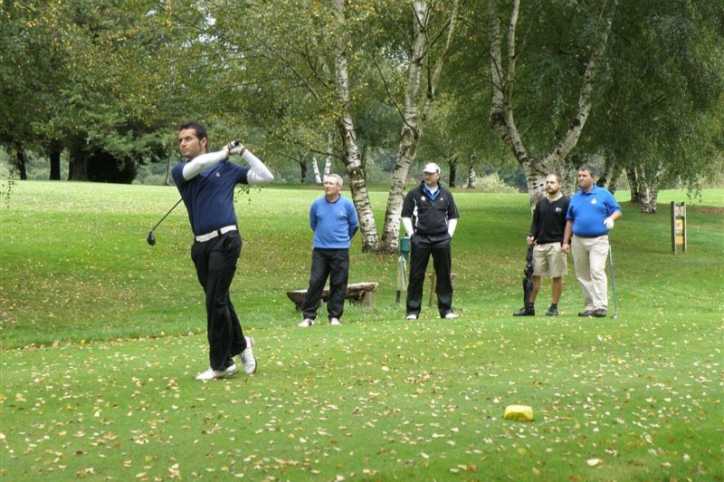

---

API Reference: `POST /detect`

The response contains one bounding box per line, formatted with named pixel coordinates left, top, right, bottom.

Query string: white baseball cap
left=422, top=162, right=440, bottom=173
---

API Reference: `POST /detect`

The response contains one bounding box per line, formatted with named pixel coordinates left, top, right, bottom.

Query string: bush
left=474, top=172, right=519, bottom=193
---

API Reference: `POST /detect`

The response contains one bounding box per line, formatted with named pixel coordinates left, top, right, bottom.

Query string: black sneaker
left=578, top=310, right=593, bottom=317
left=592, top=309, right=607, bottom=318
left=513, top=307, right=535, bottom=316
left=546, top=307, right=559, bottom=316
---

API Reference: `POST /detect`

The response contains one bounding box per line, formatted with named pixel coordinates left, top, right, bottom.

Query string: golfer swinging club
left=171, top=122, right=274, bottom=380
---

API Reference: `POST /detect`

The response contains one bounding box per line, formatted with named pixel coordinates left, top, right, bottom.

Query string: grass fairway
left=1, top=181, right=722, bottom=481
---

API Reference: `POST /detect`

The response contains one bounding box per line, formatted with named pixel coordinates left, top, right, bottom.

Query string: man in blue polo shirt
left=562, top=164, right=622, bottom=318
left=298, top=174, right=359, bottom=327
left=172, top=122, right=274, bottom=380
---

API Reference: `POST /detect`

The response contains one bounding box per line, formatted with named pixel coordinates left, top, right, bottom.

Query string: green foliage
left=0, top=0, right=219, bottom=179
left=3, top=0, right=723, bottom=194
left=1, top=182, right=722, bottom=481
left=578, top=0, right=724, bottom=190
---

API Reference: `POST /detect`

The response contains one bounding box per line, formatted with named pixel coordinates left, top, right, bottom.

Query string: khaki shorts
left=532, top=243, right=567, bottom=278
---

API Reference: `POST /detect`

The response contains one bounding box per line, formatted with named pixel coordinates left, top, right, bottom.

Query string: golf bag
left=521, top=245, right=534, bottom=309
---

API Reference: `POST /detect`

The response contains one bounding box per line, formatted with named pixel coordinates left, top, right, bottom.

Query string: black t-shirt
left=530, top=195, right=569, bottom=244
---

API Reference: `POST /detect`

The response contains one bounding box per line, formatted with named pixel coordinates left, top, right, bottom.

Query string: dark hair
left=578, top=164, right=596, bottom=177
left=178, top=121, right=208, bottom=142
left=547, top=172, right=563, bottom=183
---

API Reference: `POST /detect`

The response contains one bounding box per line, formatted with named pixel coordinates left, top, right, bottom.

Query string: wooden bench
left=286, top=282, right=379, bottom=311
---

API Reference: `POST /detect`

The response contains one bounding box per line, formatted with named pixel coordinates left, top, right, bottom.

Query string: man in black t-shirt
left=514, top=173, right=569, bottom=317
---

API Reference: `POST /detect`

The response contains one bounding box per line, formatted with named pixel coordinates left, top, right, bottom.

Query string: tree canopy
left=2, top=0, right=722, bottom=218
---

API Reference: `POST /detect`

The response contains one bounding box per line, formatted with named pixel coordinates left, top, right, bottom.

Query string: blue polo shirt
left=566, top=185, right=621, bottom=237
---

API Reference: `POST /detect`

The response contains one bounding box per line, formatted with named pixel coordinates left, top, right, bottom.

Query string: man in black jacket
left=401, top=163, right=460, bottom=320
left=514, top=173, right=569, bottom=317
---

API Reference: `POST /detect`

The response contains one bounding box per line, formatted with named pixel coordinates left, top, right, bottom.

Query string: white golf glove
left=447, top=218, right=458, bottom=237
left=225, top=140, right=246, bottom=155
left=604, top=218, right=614, bottom=230
left=401, top=217, right=414, bottom=238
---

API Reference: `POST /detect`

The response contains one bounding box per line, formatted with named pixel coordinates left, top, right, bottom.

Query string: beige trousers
left=571, top=234, right=609, bottom=311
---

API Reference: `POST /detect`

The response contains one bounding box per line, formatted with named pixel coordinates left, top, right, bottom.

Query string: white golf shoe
left=239, top=337, right=257, bottom=374
left=196, top=367, right=232, bottom=381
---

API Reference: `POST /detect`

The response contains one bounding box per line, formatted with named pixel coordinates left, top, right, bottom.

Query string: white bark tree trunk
left=312, top=157, right=322, bottom=184
left=488, top=0, right=616, bottom=206
left=380, top=0, right=460, bottom=252
left=467, top=166, right=477, bottom=188
left=324, top=131, right=334, bottom=178
left=333, top=0, right=379, bottom=251
left=636, top=163, right=664, bottom=213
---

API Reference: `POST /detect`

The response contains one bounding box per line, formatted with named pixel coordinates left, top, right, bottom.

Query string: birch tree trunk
left=165, top=156, right=173, bottom=185
left=323, top=131, right=334, bottom=179
left=333, top=0, right=379, bottom=251
left=488, top=0, right=616, bottom=206
left=636, top=163, right=664, bottom=213
left=380, top=0, right=460, bottom=252
left=606, top=161, right=624, bottom=195
left=312, top=157, right=322, bottom=184
left=467, top=166, right=477, bottom=188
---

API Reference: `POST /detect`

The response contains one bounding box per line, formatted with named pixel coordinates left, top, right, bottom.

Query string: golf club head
left=610, top=313, right=618, bottom=319
left=146, top=230, right=156, bottom=246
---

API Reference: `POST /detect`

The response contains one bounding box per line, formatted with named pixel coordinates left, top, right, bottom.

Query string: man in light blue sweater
left=298, top=174, right=359, bottom=327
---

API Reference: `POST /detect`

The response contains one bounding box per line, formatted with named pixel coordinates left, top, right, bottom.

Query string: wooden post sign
left=671, top=202, right=687, bottom=254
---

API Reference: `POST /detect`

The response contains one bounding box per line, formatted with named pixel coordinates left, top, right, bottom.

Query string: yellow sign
left=671, top=202, right=687, bottom=253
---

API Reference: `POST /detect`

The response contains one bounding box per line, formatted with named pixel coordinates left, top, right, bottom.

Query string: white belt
left=195, top=225, right=237, bottom=242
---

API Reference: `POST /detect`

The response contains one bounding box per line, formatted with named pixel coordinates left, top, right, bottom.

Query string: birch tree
left=212, top=0, right=460, bottom=252
left=379, top=0, right=461, bottom=252
left=576, top=0, right=724, bottom=212
left=488, top=0, right=616, bottom=205
left=330, top=0, right=380, bottom=251
left=208, top=1, right=377, bottom=249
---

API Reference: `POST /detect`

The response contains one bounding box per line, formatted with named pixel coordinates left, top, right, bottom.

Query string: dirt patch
left=619, top=201, right=724, bottom=215
left=687, top=205, right=724, bottom=215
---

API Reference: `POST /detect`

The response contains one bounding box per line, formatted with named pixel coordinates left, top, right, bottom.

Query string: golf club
left=147, top=197, right=183, bottom=246
left=608, top=243, right=619, bottom=319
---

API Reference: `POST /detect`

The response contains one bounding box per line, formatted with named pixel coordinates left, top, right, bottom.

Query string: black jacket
left=402, top=181, right=459, bottom=237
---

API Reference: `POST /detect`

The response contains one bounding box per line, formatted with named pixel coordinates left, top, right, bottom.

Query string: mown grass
left=0, top=181, right=722, bottom=482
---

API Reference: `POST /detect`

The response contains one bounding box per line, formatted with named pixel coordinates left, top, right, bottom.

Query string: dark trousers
left=406, top=235, right=453, bottom=317
left=191, top=231, right=246, bottom=371
left=301, top=248, right=350, bottom=320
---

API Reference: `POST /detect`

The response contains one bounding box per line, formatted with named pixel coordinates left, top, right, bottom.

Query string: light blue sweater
left=310, top=195, right=359, bottom=249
